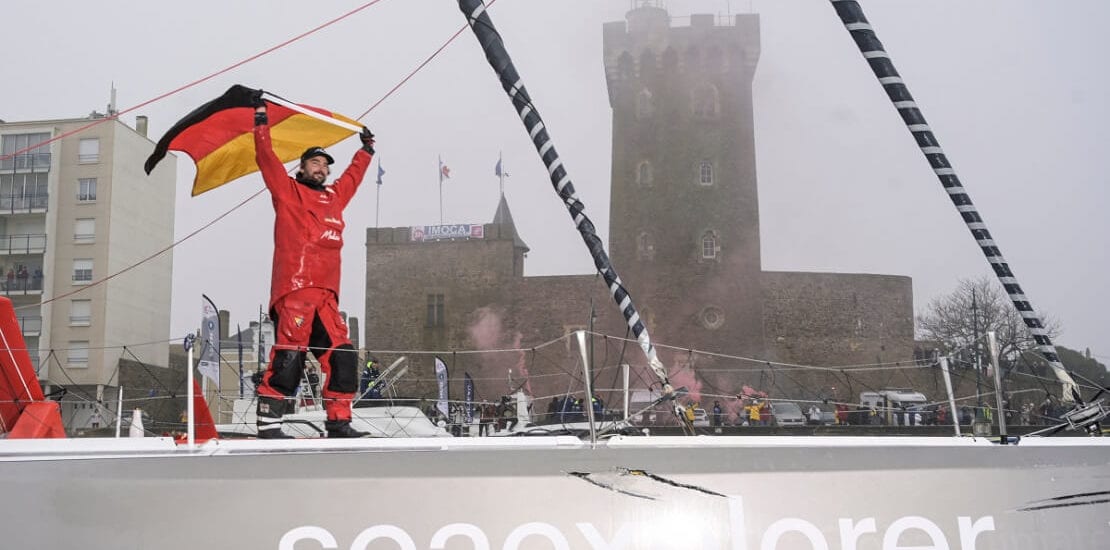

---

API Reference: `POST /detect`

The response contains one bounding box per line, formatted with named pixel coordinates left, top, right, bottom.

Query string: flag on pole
left=198, top=295, right=220, bottom=386
left=144, top=84, right=361, bottom=196
left=439, top=156, right=451, bottom=184
left=376, top=161, right=385, bottom=185
left=434, top=356, right=449, bottom=419
left=464, top=372, right=475, bottom=424
left=494, top=157, right=509, bottom=178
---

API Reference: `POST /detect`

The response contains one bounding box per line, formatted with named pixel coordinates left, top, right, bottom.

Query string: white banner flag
left=198, top=295, right=220, bottom=386
left=434, top=356, right=449, bottom=419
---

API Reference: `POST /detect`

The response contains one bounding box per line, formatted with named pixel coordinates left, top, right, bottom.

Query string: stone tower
left=603, top=6, right=765, bottom=359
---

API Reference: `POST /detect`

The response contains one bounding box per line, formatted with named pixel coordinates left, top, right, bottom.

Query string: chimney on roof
left=136, top=115, right=148, bottom=137
left=218, top=310, right=230, bottom=341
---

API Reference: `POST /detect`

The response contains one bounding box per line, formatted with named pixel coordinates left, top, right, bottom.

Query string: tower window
left=635, top=89, right=655, bottom=119
left=617, top=51, right=634, bottom=79
left=701, top=231, right=719, bottom=260
left=636, top=161, right=653, bottom=186
left=684, top=47, right=701, bottom=72
left=426, top=294, right=445, bottom=328
left=705, top=46, right=724, bottom=73
left=698, top=161, right=714, bottom=186
left=637, top=232, right=655, bottom=261
left=661, top=47, right=678, bottom=71
left=692, top=84, right=720, bottom=118
left=639, top=49, right=657, bottom=79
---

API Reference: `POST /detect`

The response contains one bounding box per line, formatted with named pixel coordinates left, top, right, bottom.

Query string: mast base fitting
left=1063, top=400, right=1108, bottom=435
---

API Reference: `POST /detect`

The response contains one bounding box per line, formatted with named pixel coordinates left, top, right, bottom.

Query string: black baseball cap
left=300, top=146, right=334, bottom=165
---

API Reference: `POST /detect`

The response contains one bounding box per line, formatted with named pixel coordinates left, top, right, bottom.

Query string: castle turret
left=604, top=6, right=764, bottom=358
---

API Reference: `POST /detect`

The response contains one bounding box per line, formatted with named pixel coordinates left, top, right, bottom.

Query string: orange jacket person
left=252, top=94, right=374, bottom=438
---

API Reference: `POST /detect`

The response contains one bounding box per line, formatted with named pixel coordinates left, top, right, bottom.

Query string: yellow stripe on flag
left=191, top=112, right=358, bottom=196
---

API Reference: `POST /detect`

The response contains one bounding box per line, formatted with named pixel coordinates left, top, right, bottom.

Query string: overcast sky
left=4, top=0, right=1107, bottom=363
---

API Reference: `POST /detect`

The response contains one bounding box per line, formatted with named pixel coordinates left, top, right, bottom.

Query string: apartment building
left=0, top=111, right=175, bottom=431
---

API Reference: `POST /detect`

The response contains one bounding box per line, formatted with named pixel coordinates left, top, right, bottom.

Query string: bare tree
left=916, top=275, right=1060, bottom=369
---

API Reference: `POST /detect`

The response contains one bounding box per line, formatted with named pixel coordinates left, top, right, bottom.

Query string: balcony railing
left=0, top=193, right=49, bottom=213
left=0, top=152, right=51, bottom=171
left=1, top=265, right=44, bottom=294
left=0, top=234, right=46, bottom=255
left=18, top=315, right=42, bottom=336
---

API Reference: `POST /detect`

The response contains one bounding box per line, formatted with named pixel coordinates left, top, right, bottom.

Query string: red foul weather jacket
left=254, top=124, right=372, bottom=306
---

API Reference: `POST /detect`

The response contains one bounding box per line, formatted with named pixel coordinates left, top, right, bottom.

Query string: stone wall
left=760, top=270, right=919, bottom=400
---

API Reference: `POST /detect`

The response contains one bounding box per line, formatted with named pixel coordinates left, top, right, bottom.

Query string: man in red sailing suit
left=252, top=97, right=375, bottom=438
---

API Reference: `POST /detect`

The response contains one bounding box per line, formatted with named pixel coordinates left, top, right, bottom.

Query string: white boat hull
left=1, top=435, right=1107, bottom=549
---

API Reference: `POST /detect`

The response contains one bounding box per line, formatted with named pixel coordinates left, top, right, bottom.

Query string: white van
left=860, top=389, right=929, bottom=426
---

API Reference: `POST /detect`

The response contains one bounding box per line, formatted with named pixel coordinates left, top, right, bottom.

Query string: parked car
left=771, top=402, right=805, bottom=427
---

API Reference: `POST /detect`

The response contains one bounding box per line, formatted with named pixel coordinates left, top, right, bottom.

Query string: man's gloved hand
left=359, top=127, right=376, bottom=154
left=251, top=89, right=267, bottom=126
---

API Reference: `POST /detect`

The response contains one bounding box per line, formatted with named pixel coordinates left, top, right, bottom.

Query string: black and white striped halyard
left=457, top=0, right=671, bottom=388
left=829, top=0, right=1083, bottom=406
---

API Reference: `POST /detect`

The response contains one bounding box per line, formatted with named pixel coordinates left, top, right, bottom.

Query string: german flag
left=144, top=85, right=360, bottom=196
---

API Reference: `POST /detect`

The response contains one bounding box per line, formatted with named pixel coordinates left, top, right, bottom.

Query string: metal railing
left=18, top=315, right=42, bottom=335
left=1, top=265, right=44, bottom=293
left=0, top=234, right=46, bottom=254
left=0, top=193, right=49, bottom=212
left=0, top=152, right=51, bottom=171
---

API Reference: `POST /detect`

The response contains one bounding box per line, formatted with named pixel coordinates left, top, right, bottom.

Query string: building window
left=0, top=132, right=51, bottom=171
left=635, top=88, right=655, bottom=119
left=75, top=218, right=95, bottom=243
left=692, top=84, right=720, bottom=118
left=69, top=299, right=92, bottom=326
left=617, top=51, right=635, bottom=79
left=701, top=230, right=719, bottom=260
left=73, top=259, right=93, bottom=284
left=705, top=46, right=724, bottom=73
left=661, top=47, right=678, bottom=71
left=67, top=340, right=90, bottom=366
left=684, top=46, right=701, bottom=71
left=78, top=178, right=97, bottom=201
left=637, top=232, right=655, bottom=261
left=78, top=138, right=100, bottom=163
left=698, top=161, right=714, bottom=186
left=0, top=172, right=49, bottom=210
left=636, top=161, right=653, bottom=186
left=426, top=294, right=445, bottom=328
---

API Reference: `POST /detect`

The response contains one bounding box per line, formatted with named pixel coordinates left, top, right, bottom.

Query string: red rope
left=19, top=0, right=502, bottom=311
left=358, top=0, right=500, bottom=119
left=0, top=0, right=388, bottom=162
left=25, top=189, right=266, bottom=310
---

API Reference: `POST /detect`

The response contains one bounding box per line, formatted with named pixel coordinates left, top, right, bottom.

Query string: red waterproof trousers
left=257, top=288, right=358, bottom=422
